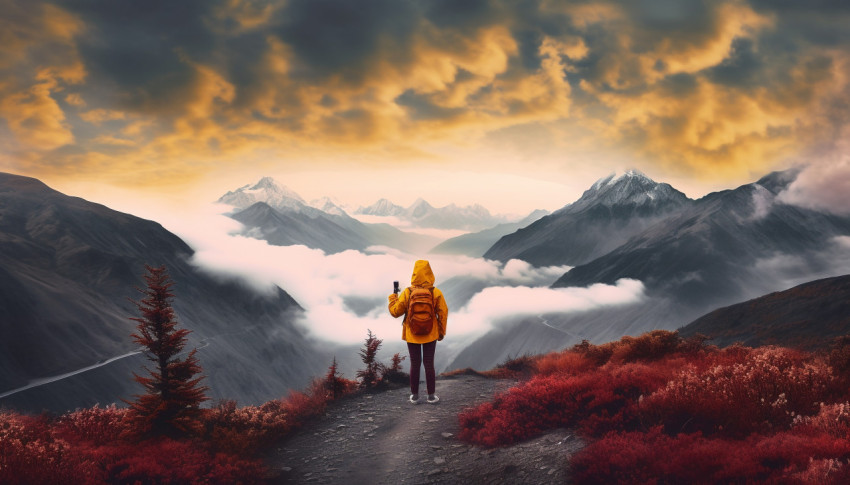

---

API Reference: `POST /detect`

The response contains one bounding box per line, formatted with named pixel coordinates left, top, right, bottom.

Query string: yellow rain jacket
left=388, top=260, right=448, bottom=344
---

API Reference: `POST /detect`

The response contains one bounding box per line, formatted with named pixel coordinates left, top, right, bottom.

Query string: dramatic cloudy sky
left=1, top=0, right=849, bottom=213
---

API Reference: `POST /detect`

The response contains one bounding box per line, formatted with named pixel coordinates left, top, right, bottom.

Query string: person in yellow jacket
left=388, top=260, right=448, bottom=404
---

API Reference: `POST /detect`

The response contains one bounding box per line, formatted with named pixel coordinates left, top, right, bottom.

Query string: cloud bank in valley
left=156, top=205, right=645, bottom=345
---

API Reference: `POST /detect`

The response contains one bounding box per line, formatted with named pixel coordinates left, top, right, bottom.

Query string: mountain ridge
left=0, top=172, right=328, bottom=413
left=679, top=274, right=850, bottom=350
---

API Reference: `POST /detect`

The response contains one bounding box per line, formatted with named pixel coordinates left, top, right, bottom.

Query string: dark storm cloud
left=707, top=37, right=763, bottom=88
left=3, top=0, right=850, bottom=185
left=274, top=0, right=420, bottom=83
left=61, top=0, right=217, bottom=112
left=395, top=90, right=465, bottom=121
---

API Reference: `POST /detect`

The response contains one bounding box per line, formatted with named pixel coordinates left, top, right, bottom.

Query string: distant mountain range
left=218, top=177, right=439, bottom=254
left=679, top=274, right=850, bottom=350
left=448, top=168, right=850, bottom=371
left=356, top=198, right=512, bottom=232
left=0, top=173, right=330, bottom=412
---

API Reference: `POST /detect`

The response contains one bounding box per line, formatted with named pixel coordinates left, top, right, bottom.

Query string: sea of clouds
left=152, top=204, right=646, bottom=349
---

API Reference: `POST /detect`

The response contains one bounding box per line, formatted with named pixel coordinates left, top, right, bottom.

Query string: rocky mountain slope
left=0, top=173, right=328, bottom=413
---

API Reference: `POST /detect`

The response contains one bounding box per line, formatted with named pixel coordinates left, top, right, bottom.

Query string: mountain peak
left=578, top=169, right=687, bottom=209
left=218, top=177, right=306, bottom=212
left=356, top=198, right=406, bottom=217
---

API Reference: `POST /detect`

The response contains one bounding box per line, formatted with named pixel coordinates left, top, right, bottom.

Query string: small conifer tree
left=125, top=265, right=208, bottom=437
left=356, top=329, right=385, bottom=389
left=325, top=356, right=343, bottom=399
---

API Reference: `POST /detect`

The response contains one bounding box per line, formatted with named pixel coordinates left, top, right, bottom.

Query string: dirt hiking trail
left=264, top=374, right=584, bottom=484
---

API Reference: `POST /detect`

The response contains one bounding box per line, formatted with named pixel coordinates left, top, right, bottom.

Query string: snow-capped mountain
left=572, top=169, right=687, bottom=211
left=357, top=198, right=509, bottom=231
left=308, top=197, right=349, bottom=217
left=484, top=170, right=690, bottom=266
left=357, top=198, right=406, bottom=217
left=218, top=176, right=309, bottom=213
left=218, top=177, right=439, bottom=254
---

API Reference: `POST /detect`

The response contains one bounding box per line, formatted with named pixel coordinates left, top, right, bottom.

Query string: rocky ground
left=264, top=374, right=584, bottom=484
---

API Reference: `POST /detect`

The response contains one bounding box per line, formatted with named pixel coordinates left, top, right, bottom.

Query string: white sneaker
left=409, top=394, right=421, bottom=404
left=427, top=394, right=440, bottom=404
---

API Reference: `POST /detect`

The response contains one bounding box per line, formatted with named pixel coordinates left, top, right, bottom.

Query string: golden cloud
left=0, top=73, right=75, bottom=150
left=2, top=0, right=848, bottom=191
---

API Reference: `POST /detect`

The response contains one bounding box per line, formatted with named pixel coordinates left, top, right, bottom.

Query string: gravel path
left=264, top=374, right=584, bottom=484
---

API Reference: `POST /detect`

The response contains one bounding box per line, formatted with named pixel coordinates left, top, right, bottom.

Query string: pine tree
left=125, top=265, right=208, bottom=437
left=356, top=329, right=385, bottom=389
left=324, top=356, right=343, bottom=399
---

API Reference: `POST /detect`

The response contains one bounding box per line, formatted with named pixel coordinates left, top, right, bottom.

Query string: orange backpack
left=406, top=286, right=436, bottom=335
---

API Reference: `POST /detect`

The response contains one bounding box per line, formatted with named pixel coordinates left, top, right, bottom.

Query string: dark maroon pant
left=407, top=340, right=437, bottom=396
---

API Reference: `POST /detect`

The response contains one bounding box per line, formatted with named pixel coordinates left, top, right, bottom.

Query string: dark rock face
left=0, top=173, right=327, bottom=413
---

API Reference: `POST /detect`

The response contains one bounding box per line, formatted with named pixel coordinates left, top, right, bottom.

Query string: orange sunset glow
left=1, top=0, right=848, bottom=213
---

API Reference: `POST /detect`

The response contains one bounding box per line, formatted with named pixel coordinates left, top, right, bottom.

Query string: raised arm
left=388, top=288, right=409, bottom=318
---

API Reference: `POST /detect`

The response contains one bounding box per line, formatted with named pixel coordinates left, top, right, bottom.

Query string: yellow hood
left=410, top=260, right=435, bottom=288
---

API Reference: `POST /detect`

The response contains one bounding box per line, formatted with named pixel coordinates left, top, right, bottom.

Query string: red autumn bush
left=458, top=358, right=681, bottom=445
left=1, top=368, right=355, bottom=483
left=91, top=438, right=266, bottom=484
left=0, top=411, right=96, bottom=484
left=533, top=350, right=595, bottom=376
left=459, top=330, right=850, bottom=483
left=55, top=405, right=128, bottom=446
left=571, top=427, right=850, bottom=484
left=642, top=346, right=836, bottom=437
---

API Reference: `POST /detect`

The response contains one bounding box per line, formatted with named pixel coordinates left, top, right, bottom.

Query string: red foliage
left=458, top=330, right=850, bottom=483
left=325, top=356, right=359, bottom=399
left=0, top=356, right=360, bottom=483
left=642, top=346, right=836, bottom=437
left=357, top=329, right=386, bottom=388
left=0, top=406, right=266, bottom=484
left=571, top=427, right=850, bottom=484
left=126, top=265, right=208, bottom=438
left=458, top=359, right=679, bottom=445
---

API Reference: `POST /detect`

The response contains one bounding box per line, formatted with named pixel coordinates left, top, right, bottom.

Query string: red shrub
left=642, top=347, right=835, bottom=437
left=55, top=405, right=128, bottom=446
left=571, top=427, right=850, bottom=484
left=458, top=359, right=681, bottom=445
left=0, top=411, right=98, bottom=484
left=534, top=351, right=595, bottom=376
left=93, top=438, right=266, bottom=484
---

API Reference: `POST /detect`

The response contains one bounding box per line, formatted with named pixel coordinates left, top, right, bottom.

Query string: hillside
left=0, top=173, right=327, bottom=413
left=680, top=274, right=850, bottom=350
